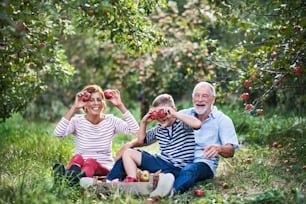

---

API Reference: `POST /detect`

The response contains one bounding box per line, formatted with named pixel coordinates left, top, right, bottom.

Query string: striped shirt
left=144, top=119, right=195, bottom=168
left=54, top=111, right=139, bottom=168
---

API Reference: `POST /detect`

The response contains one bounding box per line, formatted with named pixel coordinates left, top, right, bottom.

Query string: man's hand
left=201, top=144, right=235, bottom=158
left=201, top=144, right=220, bottom=158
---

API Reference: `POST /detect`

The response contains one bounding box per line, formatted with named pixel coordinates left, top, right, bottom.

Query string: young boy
left=106, top=94, right=201, bottom=199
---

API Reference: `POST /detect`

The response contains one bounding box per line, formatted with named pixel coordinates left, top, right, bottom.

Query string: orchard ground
left=0, top=105, right=305, bottom=204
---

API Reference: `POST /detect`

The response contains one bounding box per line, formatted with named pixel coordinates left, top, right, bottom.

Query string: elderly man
left=151, top=82, right=239, bottom=198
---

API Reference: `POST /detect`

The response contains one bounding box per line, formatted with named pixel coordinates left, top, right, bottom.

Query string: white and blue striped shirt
left=144, top=119, right=195, bottom=168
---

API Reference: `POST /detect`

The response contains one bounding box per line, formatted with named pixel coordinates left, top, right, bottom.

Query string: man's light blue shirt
left=179, top=106, right=239, bottom=175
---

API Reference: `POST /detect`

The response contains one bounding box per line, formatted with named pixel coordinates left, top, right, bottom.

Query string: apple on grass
left=272, top=142, right=279, bottom=148
left=194, top=189, right=204, bottom=196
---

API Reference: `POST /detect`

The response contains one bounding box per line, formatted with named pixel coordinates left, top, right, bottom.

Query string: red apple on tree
left=271, top=52, right=277, bottom=60
left=257, top=109, right=264, bottom=116
left=280, top=25, right=286, bottom=32
left=104, top=89, right=113, bottom=99
left=294, top=25, right=301, bottom=32
left=245, top=104, right=252, bottom=111
left=37, top=42, right=46, bottom=49
left=244, top=80, right=251, bottom=87
left=241, top=93, right=249, bottom=100
left=293, top=66, right=301, bottom=76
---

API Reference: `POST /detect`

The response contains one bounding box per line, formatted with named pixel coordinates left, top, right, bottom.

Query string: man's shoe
left=52, top=162, right=65, bottom=186
left=149, top=173, right=174, bottom=199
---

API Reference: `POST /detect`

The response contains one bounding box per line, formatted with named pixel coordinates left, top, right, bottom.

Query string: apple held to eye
left=149, top=111, right=159, bottom=120
left=149, top=109, right=167, bottom=120
left=82, top=91, right=91, bottom=102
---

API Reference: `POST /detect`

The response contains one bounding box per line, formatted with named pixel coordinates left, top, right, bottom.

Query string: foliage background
left=1, top=0, right=304, bottom=122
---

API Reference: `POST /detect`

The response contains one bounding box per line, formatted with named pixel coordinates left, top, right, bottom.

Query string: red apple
left=37, top=42, right=46, bottom=49
left=294, top=25, right=301, bottom=32
left=15, top=22, right=26, bottom=31
left=272, top=142, right=279, bottom=148
left=293, top=66, right=301, bottom=74
left=244, top=80, right=251, bottom=87
left=280, top=26, right=286, bottom=32
left=257, top=109, right=264, bottom=116
left=245, top=104, right=252, bottom=111
left=271, top=52, right=277, bottom=60
left=157, top=109, right=167, bottom=118
left=241, top=93, right=249, bottom=100
left=104, top=89, right=113, bottom=99
left=82, top=91, right=91, bottom=102
left=140, top=170, right=150, bottom=182
left=149, top=111, right=159, bottom=120
left=194, top=189, right=203, bottom=197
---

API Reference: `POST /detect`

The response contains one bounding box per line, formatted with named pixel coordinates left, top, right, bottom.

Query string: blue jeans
left=106, top=150, right=181, bottom=181
left=173, top=162, right=214, bottom=194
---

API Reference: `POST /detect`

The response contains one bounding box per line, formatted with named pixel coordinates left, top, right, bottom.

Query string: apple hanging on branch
left=241, top=93, right=249, bottom=100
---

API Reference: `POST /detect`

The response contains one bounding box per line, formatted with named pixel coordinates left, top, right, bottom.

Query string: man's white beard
left=195, top=106, right=208, bottom=115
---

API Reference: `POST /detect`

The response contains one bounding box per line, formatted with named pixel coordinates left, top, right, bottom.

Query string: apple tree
left=210, top=0, right=305, bottom=115
left=0, top=0, right=75, bottom=122
left=0, top=0, right=167, bottom=121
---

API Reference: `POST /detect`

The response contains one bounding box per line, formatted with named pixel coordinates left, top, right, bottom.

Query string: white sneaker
left=80, top=177, right=95, bottom=188
left=149, top=173, right=175, bottom=199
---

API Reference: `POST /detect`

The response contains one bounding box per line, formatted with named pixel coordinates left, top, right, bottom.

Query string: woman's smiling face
left=85, top=92, right=104, bottom=116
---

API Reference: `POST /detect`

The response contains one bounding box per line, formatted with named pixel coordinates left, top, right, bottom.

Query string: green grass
left=0, top=105, right=305, bottom=204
